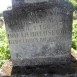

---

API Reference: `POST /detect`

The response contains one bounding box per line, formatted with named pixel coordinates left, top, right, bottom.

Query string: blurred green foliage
left=69, top=0, right=77, bottom=50
left=69, top=0, right=77, bottom=10
left=0, top=26, right=10, bottom=67
left=0, top=13, right=3, bottom=17
left=72, top=12, right=77, bottom=50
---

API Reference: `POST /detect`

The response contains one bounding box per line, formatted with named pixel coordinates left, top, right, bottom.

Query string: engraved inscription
left=4, top=1, right=73, bottom=64
left=8, top=23, right=71, bottom=44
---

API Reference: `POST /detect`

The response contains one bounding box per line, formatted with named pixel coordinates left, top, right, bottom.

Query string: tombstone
left=3, top=0, right=74, bottom=76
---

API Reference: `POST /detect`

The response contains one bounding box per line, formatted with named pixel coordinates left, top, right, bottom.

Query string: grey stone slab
left=12, top=0, right=49, bottom=9
left=12, top=0, right=71, bottom=9
left=11, top=74, right=77, bottom=77
left=3, top=0, right=73, bottom=66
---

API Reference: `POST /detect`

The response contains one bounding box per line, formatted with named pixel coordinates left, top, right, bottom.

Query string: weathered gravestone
left=3, top=0, right=74, bottom=76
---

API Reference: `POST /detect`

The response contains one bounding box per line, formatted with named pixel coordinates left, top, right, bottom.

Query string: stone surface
left=12, top=0, right=49, bottom=9
left=11, top=74, right=77, bottom=77
left=0, top=50, right=77, bottom=77
left=12, top=0, right=72, bottom=9
left=3, top=0, right=73, bottom=66
left=1, top=58, right=77, bottom=77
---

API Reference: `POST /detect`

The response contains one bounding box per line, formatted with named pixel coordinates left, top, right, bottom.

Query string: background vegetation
left=0, top=0, right=77, bottom=67
left=0, top=25, right=10, bottom=67
left=70, top=0, right=77, bottom=50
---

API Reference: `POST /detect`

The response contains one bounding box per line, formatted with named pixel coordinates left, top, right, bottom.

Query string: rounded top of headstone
left=12, top=0, right=72, bottom=9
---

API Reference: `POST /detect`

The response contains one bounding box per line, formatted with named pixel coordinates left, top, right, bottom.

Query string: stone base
left=11, top=74, right=77, bottom=77
left=2, top=57, right=77, bottom=77
left=9, top=60, right=77, bottom=77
